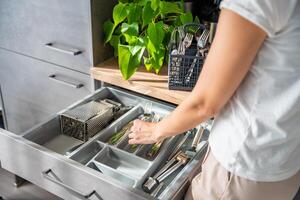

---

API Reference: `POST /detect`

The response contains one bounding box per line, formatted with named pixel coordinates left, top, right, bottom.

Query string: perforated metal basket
left=168, top=49, right=204, bottom=91
left=168, top=23, right=207, bottom=91
left=60, top=99, right=121, bottom=141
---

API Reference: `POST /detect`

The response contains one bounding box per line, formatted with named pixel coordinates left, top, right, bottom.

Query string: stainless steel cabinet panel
left=0, top=49, right=92, bottom=134
left=0, top=87, right=208, bottom=200
left=0, top=0, right=114, bottom=73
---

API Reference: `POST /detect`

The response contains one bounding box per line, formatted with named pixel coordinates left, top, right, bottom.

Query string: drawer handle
left=49, top=74, right=84, bottom=89
left=42, top=169, right=102, bottom=200
left=45, top=43, right=82, bottom=56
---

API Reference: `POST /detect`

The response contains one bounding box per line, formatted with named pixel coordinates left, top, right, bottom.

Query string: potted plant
left=104, top=0, right=197, bottom=80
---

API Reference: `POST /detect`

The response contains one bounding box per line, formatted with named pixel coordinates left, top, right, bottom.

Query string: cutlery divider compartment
left=97, top=105, right=180, bottom=163
left=87, top=161, right=137, bottom=187
left=72, top=141, right=153, bottom=187
left=98, top=106, right=144, bottom=145
left=23, top=116, right=85, bottom=156
left=135, top=137, right=174, bottom=161
left=116, top=137, right=141, bottom=154
left=70, top=140, right=105, bottom=165
left=93, top=145, right=152, bottom=186
left=70, top=139, right=140, bottom=187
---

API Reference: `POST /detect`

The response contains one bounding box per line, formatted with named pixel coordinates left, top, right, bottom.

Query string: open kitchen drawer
left=0, top=87, right=210, bottom=200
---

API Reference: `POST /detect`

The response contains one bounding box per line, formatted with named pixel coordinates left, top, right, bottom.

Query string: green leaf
left=118, top=45, right=134, bottom=80
left=162, top=29, right=173, bottom=47
left=129, top=45, right=142, bottom=56
left=142, top=1, right=155, bottom=27
left=103, top=21, right=115, bottom=43
left=113, top=3, right=127, bottom=26
left=138, top=0, right=151, bottom=6
left=129, top=47, right=144, bottom=70
left=118, top=44, right=143, bottom=80
left=124, top=35, right=139, bottom=44
left=174, top=15, right=183, bottom=26
left=147, top=21, right=165, bottom=48
left=151, top=0, right=160, bottom=11
left=146, top=39, right=156, bottom=55
left=109, top=35, right=120, bottom=57
left=143, top=45, right=165, bottom=73
left=127, top=4, right=142, bottom=24
left=180, top=12, right=193, bottom=24
left=143, top=53, right=164, bottom=74
left=128, top=37, right=145, bottom=55
left=179, top=0, right=185, bottom=12
left=152, top=47, right=165, bottom=73
left=159, top=1, right=182, bottom=15
left=143, top=57, right=152, bottom=71
left=114, top=26, right=122, bottom=35
left=121, top=23, right=139, bottom=36
left=121, top=23, right=139, bottom=44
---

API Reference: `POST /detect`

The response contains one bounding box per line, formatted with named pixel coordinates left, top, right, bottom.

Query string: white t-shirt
left=209, top=0, right=300, bottom=182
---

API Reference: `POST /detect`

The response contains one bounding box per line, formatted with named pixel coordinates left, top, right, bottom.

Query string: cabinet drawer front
left=0, top=0, right=96, bottom=73
left=0, top=49, right=92, bottom=134
left=0, top=129, right=147, bottom=200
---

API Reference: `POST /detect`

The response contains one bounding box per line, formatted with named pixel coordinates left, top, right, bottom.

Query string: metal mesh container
left=60, top=99, right=121, bottom=141
left=168, top=49, right=204, bottom=91
left=168, top=23, right=208, bottom=91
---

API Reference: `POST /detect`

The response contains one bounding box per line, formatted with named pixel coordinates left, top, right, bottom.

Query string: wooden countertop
left=91, top=58, right=190, bottom=105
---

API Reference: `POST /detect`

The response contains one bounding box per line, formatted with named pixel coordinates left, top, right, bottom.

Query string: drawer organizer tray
left=70, top=106, right=180, bottom=189
left=1, top=87, right=211, bottom=200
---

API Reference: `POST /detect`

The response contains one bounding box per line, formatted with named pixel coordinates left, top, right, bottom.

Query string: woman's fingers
left=128, top=138, right=138, bottom=144
left=128, top=132, right=141, bottom=140
left=130, top=119, right=142, bottom=132
left=128, top=120, right=159, bottom=144
left=131, top=119, right=163, bottom=144
left=128, top=137, right=157, bottom=145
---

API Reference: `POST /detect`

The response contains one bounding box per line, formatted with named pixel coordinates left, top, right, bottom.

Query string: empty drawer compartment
left=94, top=147, right=151, bottom=180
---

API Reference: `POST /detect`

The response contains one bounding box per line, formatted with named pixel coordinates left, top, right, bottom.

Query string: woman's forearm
left=155, top=92, right=214, bottom=140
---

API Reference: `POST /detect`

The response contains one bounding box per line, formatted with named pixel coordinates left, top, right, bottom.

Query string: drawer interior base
left=43, top=134, right=83, bottom=155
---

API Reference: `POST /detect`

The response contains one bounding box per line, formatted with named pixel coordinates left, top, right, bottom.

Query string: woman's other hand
left=128, top=120, right=163, bottom=144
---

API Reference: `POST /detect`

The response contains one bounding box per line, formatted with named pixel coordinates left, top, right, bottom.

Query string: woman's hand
left=128, top=119, right=163, bottom=144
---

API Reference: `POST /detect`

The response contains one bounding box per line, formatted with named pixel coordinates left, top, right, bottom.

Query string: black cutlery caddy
left=168, top=48, right=204, bottom=91
left=168, top=23, right=207, bottom=91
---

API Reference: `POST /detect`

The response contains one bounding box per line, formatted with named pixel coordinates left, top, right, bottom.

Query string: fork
left=197, top=29, right=210, bottom=49
left=185, top=29, right=210, bottom=84
left=178, top=33, right=193, bottom=55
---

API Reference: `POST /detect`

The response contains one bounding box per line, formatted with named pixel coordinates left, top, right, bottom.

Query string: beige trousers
left=185, top=148, right=300, bottom=200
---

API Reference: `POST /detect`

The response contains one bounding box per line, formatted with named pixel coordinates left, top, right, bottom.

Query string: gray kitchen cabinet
left=0, top=0, right=117, bottom=191
left=0, top=87, right=209, bottom=200
left=0, top=0, right=115, bottom=74
left=0, top=48, right=93, bottom=134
